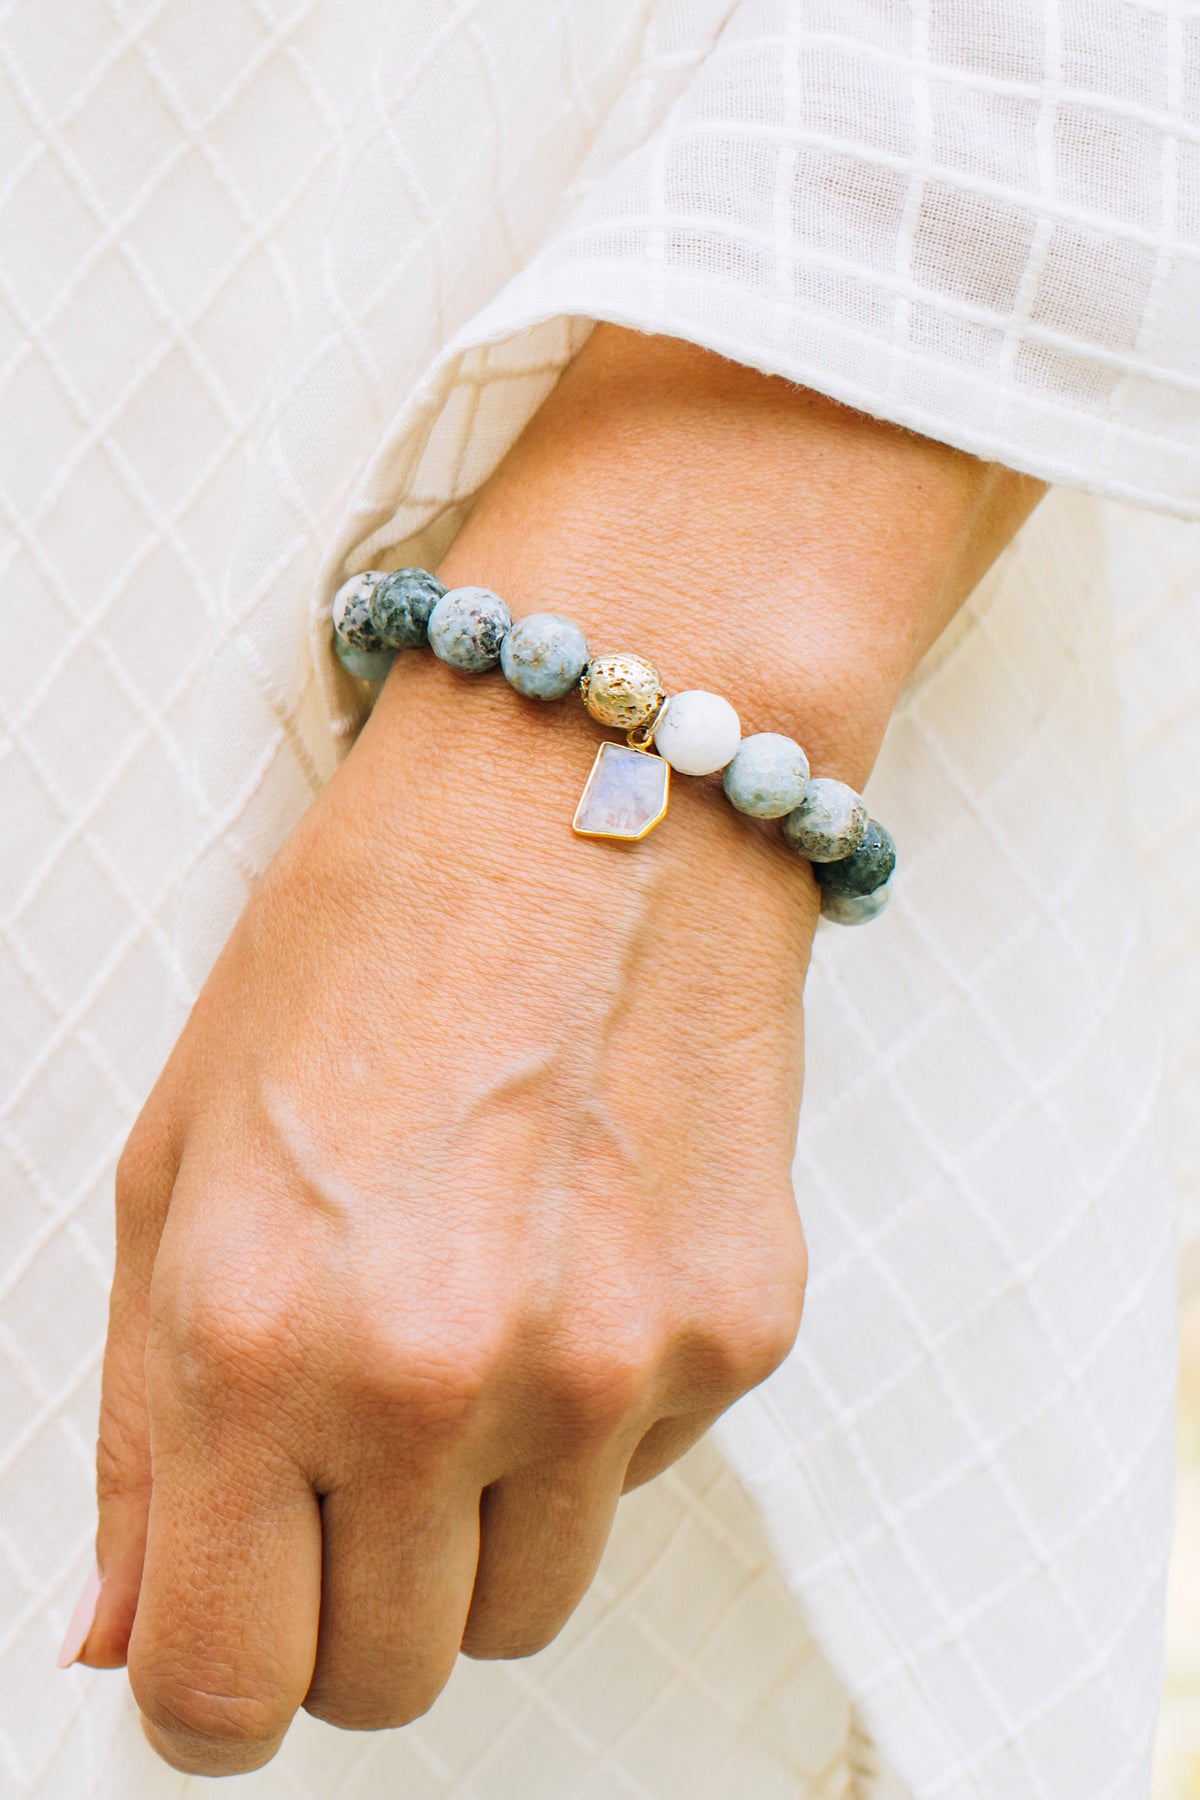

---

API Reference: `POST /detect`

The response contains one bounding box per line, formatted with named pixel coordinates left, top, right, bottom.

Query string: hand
left=79, top=328, right=1043, bottom=1774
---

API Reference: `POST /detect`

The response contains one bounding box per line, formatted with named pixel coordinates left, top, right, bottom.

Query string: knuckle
left=464, top=1633, right=551, bottom=1662
left=113, top=1133, right=150, bottom=1218
left=715, top=1286, right=806, bottom=1392
left=693, top=1237, right=807, bottom=1396
left=462, top=1617, right=562, bottom=1662
left=134, top=1671, right=287, bottom=1755
left=305, top=1677, right=446, bottom=1732
left=114, top=1115, right=174, bottom=1231
left=543, top=1334, right=656, bottom=1441
left=149, top=1275, right=304, bottom=1411
left=344, top=1313, right=508, bottom=1441
left=740, top=1297, right=804, bottom=1384
left=741, top=1231, right=808, bottom=1383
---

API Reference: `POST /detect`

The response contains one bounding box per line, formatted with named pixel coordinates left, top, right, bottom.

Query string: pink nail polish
left=56, top=1565, right=102, bottom=1669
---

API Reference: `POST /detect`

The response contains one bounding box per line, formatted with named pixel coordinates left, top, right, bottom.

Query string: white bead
left=653, top=690, right=741, bottom=775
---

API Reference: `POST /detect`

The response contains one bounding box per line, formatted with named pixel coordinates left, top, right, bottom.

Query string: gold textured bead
left=580, top=652, right=665, bottom=730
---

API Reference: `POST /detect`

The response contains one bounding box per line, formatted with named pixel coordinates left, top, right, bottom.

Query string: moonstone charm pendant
left=572, top=743, right=670, bottom=840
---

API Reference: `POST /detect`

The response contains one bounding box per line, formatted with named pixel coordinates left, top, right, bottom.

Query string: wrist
left=423, top=550, right=901, bottom=794
left=427, top=328, right=1041, bottom=789
left=365, top=648, right=821, bottom=916
left=330, top=325, right=1042, bottom=944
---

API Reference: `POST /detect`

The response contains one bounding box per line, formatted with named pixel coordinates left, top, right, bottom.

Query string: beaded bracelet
left=332, top=570, right=895, bottom=926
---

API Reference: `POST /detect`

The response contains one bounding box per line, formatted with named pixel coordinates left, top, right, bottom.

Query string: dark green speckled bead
left=814, top=819, right=896, bottom=898
left=332, top=571, right=388, bottom=652
left=370, top=567, right=446, bottom=649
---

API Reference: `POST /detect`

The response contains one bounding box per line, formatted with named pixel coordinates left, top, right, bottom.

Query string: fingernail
left=57, top=1565, right=102, bottom=1669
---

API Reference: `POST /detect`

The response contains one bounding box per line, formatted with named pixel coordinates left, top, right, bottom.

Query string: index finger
left=128, top=1392, right=321, bottom=1775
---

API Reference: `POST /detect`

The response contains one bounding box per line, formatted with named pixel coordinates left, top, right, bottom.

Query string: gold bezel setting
left=571, top=741, right=670, bottom=840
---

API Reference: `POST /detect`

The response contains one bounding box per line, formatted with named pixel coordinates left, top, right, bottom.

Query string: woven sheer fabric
left=399, top=0, right=1200, bottom=517
left=1, top=2, right=1198, bottom=1798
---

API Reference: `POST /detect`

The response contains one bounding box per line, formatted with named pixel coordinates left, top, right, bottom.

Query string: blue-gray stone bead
left=427, top=585, right=511, bottom=672
left=332, top=571, right=387, bottom=652
left=821, top=883, right=891, bottom=926
left=814, top=819, right=896, bottom=898
left=722, top=732, right=810, bottom=818
left=782, top=778, right=869, bottom=862
left=500, top=612, right=589, bottom=700
left=333, top=631, right=395, bottom=683
left=370, top=567, right=446, bottom=649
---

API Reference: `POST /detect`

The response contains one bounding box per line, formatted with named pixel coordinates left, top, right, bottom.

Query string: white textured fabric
left=393, top=0, right=1200, bottom=518
left=2, top=3, right=1198, bottom=1799
left=1109, top=503, right=1200, bottom=1286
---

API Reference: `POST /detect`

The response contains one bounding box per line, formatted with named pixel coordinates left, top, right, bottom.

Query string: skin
left=80, top=326, right=1044, bottom=1773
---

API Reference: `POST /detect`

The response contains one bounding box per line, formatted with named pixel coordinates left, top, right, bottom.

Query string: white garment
left=1, top=3, right=1197, bottom=1798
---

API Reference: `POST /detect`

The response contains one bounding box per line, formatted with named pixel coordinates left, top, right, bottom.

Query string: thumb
left=73, top=1120, right=179, bottom=1669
